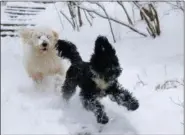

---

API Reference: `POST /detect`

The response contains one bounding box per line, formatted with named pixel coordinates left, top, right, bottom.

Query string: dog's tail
left=94, top=35, right=116, bottom=55
left=56, top=40, right=82, bottom=65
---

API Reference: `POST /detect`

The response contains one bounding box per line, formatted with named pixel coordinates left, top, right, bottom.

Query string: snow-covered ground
left=1, top=2, right=184, bottom=134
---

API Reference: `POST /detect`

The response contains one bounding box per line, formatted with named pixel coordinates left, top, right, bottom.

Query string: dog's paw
left=62, top=93, right=72, bottom=102
left=31, top=72, right=43, bottom=82
left=97, top=113, right=109, bottom=124
left=128, top=100, right=139, bottom=111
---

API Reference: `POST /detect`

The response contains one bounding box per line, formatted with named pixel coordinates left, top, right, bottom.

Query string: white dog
left=19, top=27, right=66, bottom=83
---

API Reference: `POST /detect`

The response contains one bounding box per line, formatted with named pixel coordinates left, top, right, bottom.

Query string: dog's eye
left=37, top=36, right=41, bottom=39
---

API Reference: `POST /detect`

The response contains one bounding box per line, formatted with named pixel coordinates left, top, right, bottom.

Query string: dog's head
left=19, top=27, right=59, bottom=53
left=90, top=36, right=122, bottom=82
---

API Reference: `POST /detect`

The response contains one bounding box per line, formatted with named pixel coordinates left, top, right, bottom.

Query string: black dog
left=56, top=36, right=139, bottom=124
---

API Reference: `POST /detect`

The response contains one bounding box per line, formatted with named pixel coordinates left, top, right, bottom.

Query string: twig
left=53, top=2, right=64, bottom=30
left=74, top=15, right=80, bottom=31
left=169, top=97, right=184, bottom=108
left=132, top=3, right=136, bottom=24
left=170, top=96, right=184, bottom=126
left=83, top=9, right=92, bottom=26
left=155, top=79, right=183, bottom=91
left=136, top=74, right=147, bottom=86
left=117, top=1, right=133, bottom=25
left=175, top=80, right=184, bottom=86
left=60, top=10, right=75, bottom=30
left=87, top=11, right=95, bottom=19
left=77, top=4, right=148, bottom=37
left=95, top=2, right=116, bottom=43
left=67, top=2, right=77, bottom=30
left=166, top=1, right=184, bottom=12
left=78, top=6, right=83, bottom=27
left=133, top=74, right=147, bottom=90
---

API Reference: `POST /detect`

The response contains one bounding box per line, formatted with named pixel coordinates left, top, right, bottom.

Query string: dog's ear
left=19, top=28, right=33, bottom=41
left=52, top=30, right=59, bottom=40
left=95, top=36, right=115, bottom=54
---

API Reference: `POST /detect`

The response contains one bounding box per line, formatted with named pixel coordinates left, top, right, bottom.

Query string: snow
left=1, top=2, right=184, bottom=134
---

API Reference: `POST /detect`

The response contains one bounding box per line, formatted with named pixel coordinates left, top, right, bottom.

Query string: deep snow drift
left=1, top=2, right=184, bottom=134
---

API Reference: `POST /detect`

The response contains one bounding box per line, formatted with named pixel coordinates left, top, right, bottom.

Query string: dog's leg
left=53, top=66, right=65, bottom=76
left=52, top=66, right=66, bottom=92
left=61, top=77, right=77, bottom=101
left=107, top=82, right=139, bottom=111
left=61, top=66, right=78, bottom=101
left=30, top=72, right=43, bottom=83
left=80, top=93, right=109, bottom=124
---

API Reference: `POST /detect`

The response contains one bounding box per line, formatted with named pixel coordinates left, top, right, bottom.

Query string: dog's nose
left=42, top=42, right=48, bottom=47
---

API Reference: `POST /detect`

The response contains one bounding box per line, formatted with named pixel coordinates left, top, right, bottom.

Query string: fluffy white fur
left=19, top=27, right=65, bottom=83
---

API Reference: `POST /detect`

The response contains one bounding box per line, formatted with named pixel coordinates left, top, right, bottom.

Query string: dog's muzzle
left=42, top=42, right=48, bottom=47
left=41, top=42, right=48, bottom=51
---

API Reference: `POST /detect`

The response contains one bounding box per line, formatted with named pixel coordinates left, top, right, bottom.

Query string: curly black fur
left=55, top=39, right=82, bottom=65
left=57, top=36, right=139, bottom=125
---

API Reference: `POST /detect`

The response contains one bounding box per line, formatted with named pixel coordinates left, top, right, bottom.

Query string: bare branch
left=87, top=11, right=95, bottom=19
left=60, top=10, right=75, bottom=30
left=83, top=9, right=92, bottom=26
left=74, top=14, right=80, bottom=31
left=53, top=2, right=64, bottom=30
left=170, top=97, right=184, bottom=125
left=117, top=1, right=133, bottom=25
left=166, top=1, right=184, bottom=12
left=131, top=3, right=136, bottom=23
left=155, top=79, right=184, bottom=91
left=67, top=2, right=77, bottom=30
left=95, top=2, right=116, bottom=43
left=77, top=7, right=83, bottom=27
left=149, top=4, right=161, bottom=35
left=136, top=74, right=147, bottom=86
left=175, top=80, right=184, bottom=86
left=133, top=74, right=147, bottom=90
left=77, top=4, right=148, bottom=37
left=170, top=97, right=184, bottom=108
left=164, top=65, right=167, bottom=76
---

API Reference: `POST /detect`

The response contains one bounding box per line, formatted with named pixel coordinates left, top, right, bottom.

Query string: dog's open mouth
left=41, top=48, right=48, bottom=51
